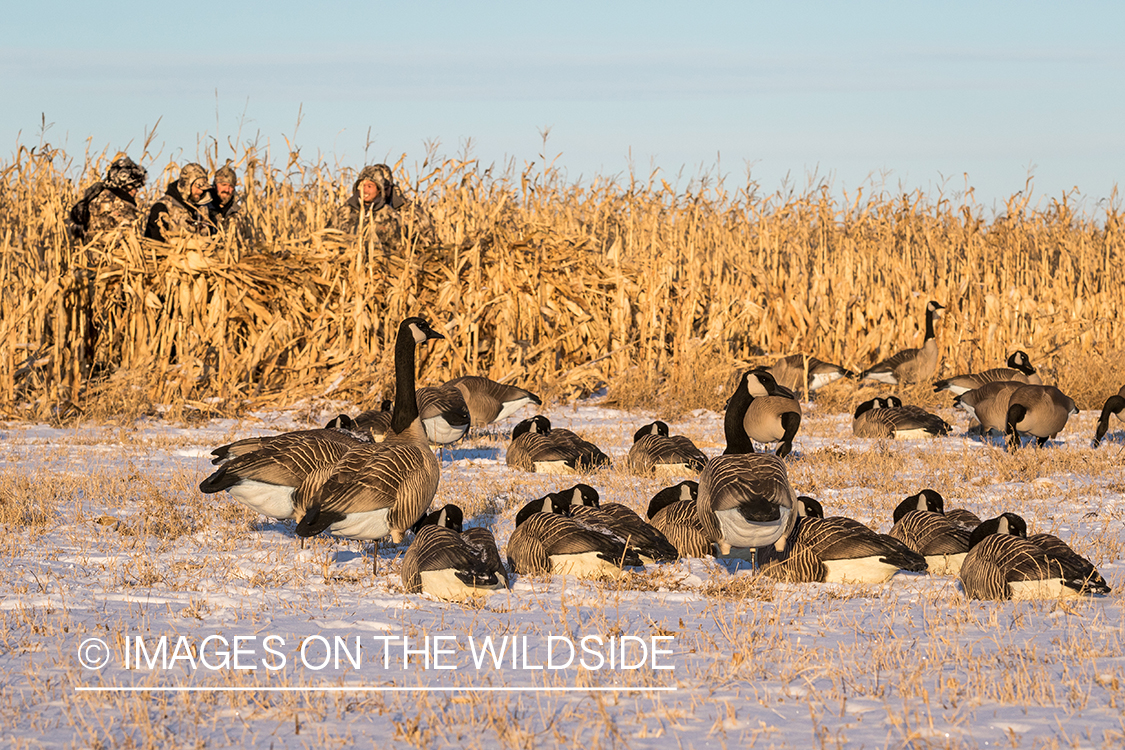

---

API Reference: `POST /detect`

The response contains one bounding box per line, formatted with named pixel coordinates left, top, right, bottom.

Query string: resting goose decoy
left=400, top=505, right=507, bottom=599
left=505, top=415, right=610, bottom=474
left=758, top=497, right=927, bottom=584
left=506, top=495, right=643, bottom=579
left=933, top=351, right=1042, bottom=395
left=953, top=380, right=1025, bottom=434
left=959, top=513, right=1111, bottom=600
left=354, top=387, right=469, bottom=446
left=1093, top=384, right=1125, bottom=447
left=443, top=376, right=542, bottom=428
left=887, top=489, right=972, bottom=575
left=559, top=483, right=680, bottom=563
left=198, top=416, right=368, bottom=519
left=625, top=421, right=708, bottom=477
left=647, top=481, right=711, bottom=558
left=1004, top=384, right=1078, bottom=450
left=741, top=369, right=802, bottom=458
left=852, top=397, right=949, bottom=439
left=767, top=354, right=855, bottom=396
left=860, top=300, right=945, bottom=385
left=696, top=370, right=799, bottom=558
left=294, top=317, right=444, bottom=568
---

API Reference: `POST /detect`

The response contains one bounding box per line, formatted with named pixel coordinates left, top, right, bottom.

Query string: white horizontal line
left=76, top=686, right=677, bottom=693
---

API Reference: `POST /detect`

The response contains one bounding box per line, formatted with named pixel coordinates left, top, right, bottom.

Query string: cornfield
left=2, top=141, right=1122, bottom=422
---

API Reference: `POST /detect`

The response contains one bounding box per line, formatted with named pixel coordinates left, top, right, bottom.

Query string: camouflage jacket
left=144, top=181, right=214, bottom=242
left=331, top=164, right=437, bottom=246
left=201, top=187, right=242, bottom=232
left=71, top=185, right=142, bottom=241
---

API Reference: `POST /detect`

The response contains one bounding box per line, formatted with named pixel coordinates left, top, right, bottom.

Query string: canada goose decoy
left=400, top=504, right=507, bottom=599
left=953, top=380, right=1026, bottom=435
left=852, top=397, right=949, bottom=439
left=507, top=495, right=643, bottom=579
left=860, top=300, right=945, bottom=385
left=294, top=317, right=444, bottom=571
left=1093, top=384, right=1125, bottom=447
left=697, top=371, right=798, bottom=558
left=558, top=483, right=680, bottom=563
left=959, top=513, right=1111, bottom=600
left=758, top=497, right=927, bottom=584
left=198, top=416, right=368, bottom=520
left=767, top=354, right=855, bottom=396
left=933, top=351, right=1042, bottom=395
left=625, top=421, right=708, bottom=477
left=505, top=415, right=610, bottom=474
left=647, top=481, right=711, bottom=558
left=352, top=400, right=394, bottom=440
left=741, top=369, right=802, bottom=458
left=1005, top=384, right=1078, bottom=450
left=443, top=376, right=542, bottom=429
left=886, top=489, right=971, bottom=575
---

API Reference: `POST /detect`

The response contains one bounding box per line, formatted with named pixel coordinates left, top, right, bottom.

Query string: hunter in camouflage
left=69, top=155, right=147, bottom=241
left=203, top=163, right=241, bottom=230
left=144, top=162, right=215, bottom=242
left=332, top=164, right=436, bottom=246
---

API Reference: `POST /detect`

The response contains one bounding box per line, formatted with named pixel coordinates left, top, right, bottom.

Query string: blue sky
left=4, top=1, right=1122, bottom=210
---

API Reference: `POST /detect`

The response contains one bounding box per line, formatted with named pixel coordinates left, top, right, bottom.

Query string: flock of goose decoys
left=198, top=308, right=1121, bottom=603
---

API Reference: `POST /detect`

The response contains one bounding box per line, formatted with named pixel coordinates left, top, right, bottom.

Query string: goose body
left=1094, top=384, right=1125, bottom=446
left=959, top=513, right=1111, bottom=600
left=887, top=490, right=971, bottom=575
left=697, top=371, right=798, bottom=557
left=741, top=370, right=802, bottom=458
left=954, top=380, right=1025, bottom=434
left=647, top=481, right=711, bottom=558
left=559, top=483, right=679, bottom=563
left=933, top=351, right=1041, bottom=395
left=1005, top=384, right=1078, bottom=449
left=354, top=387, right=469, bottom=445
left=505, top=416, right=610, bottom=474
left=507, top=496, right=643, bottom=579
left=767, top=354, right=854, bottom=395
left=401, top=505, right=507, bottom=599
left=861, top=300, right=944, bottom=384
left=852, top=397, right=949, bottom=439
left=296, top=317, right=444, bottom=544
left=444, top=376, right=542, bottom=427
left=626, top=421, right=707, bottom=477
left=759, top=498, right=927, bottom=584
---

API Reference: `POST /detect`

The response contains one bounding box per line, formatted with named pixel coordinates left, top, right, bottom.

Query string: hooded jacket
left=69, top=155, right=147, bottom=241
left=144, top=163, right=215, bottom=242
left=332, top=164, right=435, bottom=245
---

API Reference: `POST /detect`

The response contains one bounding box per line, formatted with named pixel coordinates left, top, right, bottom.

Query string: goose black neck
left=390, top=323, right=420, bottom=434
left=924, top=307, right=936, bottom=342
left=723, top=376, right=756, bottom=455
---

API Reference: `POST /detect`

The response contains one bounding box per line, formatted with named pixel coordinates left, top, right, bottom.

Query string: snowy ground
left=1, top=399, right=1123, bottom=749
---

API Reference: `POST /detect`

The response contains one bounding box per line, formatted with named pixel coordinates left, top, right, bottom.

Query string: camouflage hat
left=214, top=164, right=237, bottom=186
left=105, top=155, right=147, bottom=191
left=354, top=164, right=399, bottom=209
left=177, top=163, right=210, bottom=202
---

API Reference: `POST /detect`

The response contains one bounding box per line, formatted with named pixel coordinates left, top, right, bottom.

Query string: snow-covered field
left=1, top=399, right=1123, bottom=749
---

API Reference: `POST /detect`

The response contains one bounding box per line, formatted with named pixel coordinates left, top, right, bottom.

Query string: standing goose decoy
left=696, top=371, right=799, bottom=558
left=767, top=354, right=855, bottom=396
left=443, top=376, right=542, bottom=429
left=625, top=421, right=708, bottom=477
left=198, top=416, right=368, bottom=520
left=647, top=481, right=711, bottom=558
left=294, top=317, right=444, bottom=570
left=860, top=300, right=945, bottom=385
left=886, top=489, right=972, bottom=575
left=953, top=380, right=1026, bottom=435
left=741, top=370, right=802, bottom=458
left=758, top=497, right=927, bottom=584
left=959, top=513, right=1111, bottom=600
left=507, top=495, right=643, bottom=579
left=401, top=504, right=507, bottom=599
left=852, top=397, right=949, bottom=439
left=504, top=415, right=610, bottom=474
left=558, top=483, right=680, bottom=563
left=1093, top=384, right=1125, bottom=447
left=1004, top=384, right=1078, bottom=450
left=933, top=351, right=1042, bottom=395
